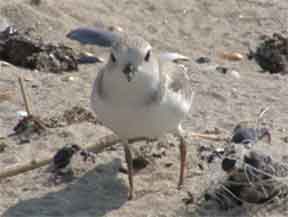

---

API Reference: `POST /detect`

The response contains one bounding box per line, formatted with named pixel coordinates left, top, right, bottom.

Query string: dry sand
left=1, top=0, right=288, bottom=216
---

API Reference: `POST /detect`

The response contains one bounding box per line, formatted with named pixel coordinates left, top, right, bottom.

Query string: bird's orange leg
left=178, top=136, right=187, bottom=189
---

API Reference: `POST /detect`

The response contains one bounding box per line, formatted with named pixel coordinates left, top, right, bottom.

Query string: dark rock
left=231, top=124, right=271, bottom=145
left=216, top=66, right=228, bottom=74
left=53, top=144, right=80, bottom=172
left=196, top=56, right=210, bottom=64
left=221, top=158, right=236, bottom=172
left=214, top=150, right=288, bottom=208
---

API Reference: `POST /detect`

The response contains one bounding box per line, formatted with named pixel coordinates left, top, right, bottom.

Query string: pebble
left=196, top=56, right=211, bottom=64
left=216, top=66, right=228, bottom=74
left=108, top=25, right=124, bottom=32
left=61, top=76, right=78, bottom=82
left=0, top=142, right=7, bottom=153
left=229, top=70, right=241, bottom=79
left=281, top=136, right=288, bottom=143
left=231, top=88, right=237, bottom=93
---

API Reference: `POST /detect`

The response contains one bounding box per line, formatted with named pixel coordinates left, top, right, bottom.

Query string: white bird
left=67, top=27, right=194, bottom=199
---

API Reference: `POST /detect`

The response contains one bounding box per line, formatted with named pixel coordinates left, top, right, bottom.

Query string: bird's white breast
left=91, top=59, right=189, bottom=139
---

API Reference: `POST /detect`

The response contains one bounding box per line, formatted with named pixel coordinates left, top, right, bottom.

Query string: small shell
left=215, top=148, right=225, bottom=154
left=108, top=25, right=124, bottom=32
left=196, top=56, right=210, bottom=64
left=231, top=88, right=238, bottom=96
left=78, top=52, right=104, bottom=64
left=159, top=52, right=190, bottom=63
left=219, top=52, right=244, bottom=61
left=62, top=76, right=77, bottom=82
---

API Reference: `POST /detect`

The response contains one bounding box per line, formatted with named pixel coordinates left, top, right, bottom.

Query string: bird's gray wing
left=66, top=27, right=121, bottom=47
left=158, top=56, right=194, bottom=106
left=156, top=56, right=195, bottom=130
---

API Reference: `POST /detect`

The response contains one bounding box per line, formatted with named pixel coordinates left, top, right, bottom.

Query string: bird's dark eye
left=144, top=50, right=151, bottom=61
left=110, top=53, right=116, bottom=62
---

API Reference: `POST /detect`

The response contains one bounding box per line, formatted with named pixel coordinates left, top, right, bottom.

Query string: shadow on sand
left=3, top=159, right=128, bottom=217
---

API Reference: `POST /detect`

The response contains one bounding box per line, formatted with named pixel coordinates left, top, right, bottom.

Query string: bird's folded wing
left=158, top=56, right=194, bottom=105
left=156, top=56, right=195, bottom=131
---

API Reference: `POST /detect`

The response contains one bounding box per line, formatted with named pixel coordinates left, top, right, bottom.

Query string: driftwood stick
left=0, top=132, right=227, bottom=180
left=18, top=76, right=32, bottom=116
left=0, top=135, right=149, bottom=180
left=0, top=158, right=51, bottom=180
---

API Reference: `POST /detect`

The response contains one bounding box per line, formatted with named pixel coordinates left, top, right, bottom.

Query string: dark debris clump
left=0, top=26, right=78, bottom=73
left=44, top=106, right=99, bottom=128
left=203, top=150, right=288, bottom=210
left=13, top=115, right=46, bottom=135
left=10, top=115, right=47, bottom=143
left=197, top=144, right=225, bottom=164
left=249, top=33, right=288, bottom=74
left=62, top=106, right=98, bottom=125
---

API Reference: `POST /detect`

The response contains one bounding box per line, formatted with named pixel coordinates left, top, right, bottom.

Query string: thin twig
left=18, top=76, right=32, bottom=116
left=255, top=106, right=270, bottom=140
left=257, top=106, right=270, bottom=123
left=190, top=132, right=229, bottom=141
left=255, top=106, right=270, bottom=130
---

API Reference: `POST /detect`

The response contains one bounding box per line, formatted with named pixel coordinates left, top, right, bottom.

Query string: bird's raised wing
left=158, top=54, right=194, bottom=110
left=156, top=54, right=195, bottom=132
left=66, top=27, right=121, bottom=47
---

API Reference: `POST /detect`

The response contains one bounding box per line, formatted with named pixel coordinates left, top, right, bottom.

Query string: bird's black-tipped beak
left=123, top=63, right=135, bottom=82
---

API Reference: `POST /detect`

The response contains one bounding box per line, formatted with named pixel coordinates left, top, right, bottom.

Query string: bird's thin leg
left=178, top=135, right=187, bottom=189
left=123, top=140, right=134, bottom=200
left=177, top=125, right=187, bottom=189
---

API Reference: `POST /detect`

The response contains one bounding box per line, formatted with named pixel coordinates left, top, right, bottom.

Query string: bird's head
left=109, top=35, right=153, bottom=82
left=66, top=27, right=156, bottom=83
